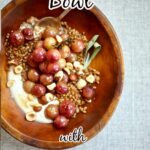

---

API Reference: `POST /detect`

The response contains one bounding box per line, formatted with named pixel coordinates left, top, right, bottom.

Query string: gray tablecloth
left=1, top=0, right=150, bottom=150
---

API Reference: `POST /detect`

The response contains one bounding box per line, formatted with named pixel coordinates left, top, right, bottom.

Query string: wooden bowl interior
left=1, top=0, right=123, bottom=148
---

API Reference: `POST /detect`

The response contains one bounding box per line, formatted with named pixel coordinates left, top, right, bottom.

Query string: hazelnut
left=66, top=62, right=73, bottom=70
left=27, top=94, right=35, bottom=101
left=86, top=74, right=95, bottom=83
left=54, top=71, right=64, bottom=81
left=25, top=111, right=37, bottom=121
left=76, top=79, right=87, bottom=89
left=45, top=93, right=55, bottom=101
left=33, top=103, right=42, bottom=112
left=56, top=35, right=63, bottom=43
left=8, top=59, right=18, bottom=65
left=58, top=58, right=66, bottom=69
left=73, top=61, right=83, bottom=70
left=47, top=83, right=56, bottom=91
left=7, top=80, right=15, bottom=88
left=63, top=67, right=70, bottom=75
left=14, top=65, right=23, bottom=74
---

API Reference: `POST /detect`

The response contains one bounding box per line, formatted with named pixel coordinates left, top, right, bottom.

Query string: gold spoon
left=36, top=8, right=71, bottom=30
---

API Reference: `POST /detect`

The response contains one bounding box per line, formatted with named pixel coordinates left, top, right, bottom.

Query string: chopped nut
left=47, top=83, right=56, bottom=91
left=86, top=74, right=95, bottom=83
left=19, top=22, right=32, bottom=30
left=76, top=107, right=80, bottom=113
left=66, top=62, right=73, bottom=70
left=64, top=67, right=71, bottom=75
left=27, top=16, right=39, bottom=25
left=45, top=93, right=55, bottom=101
left=8, top=59, right=18, bottom=65
left=54, top=71, right=64, bottom=81
left=25, top=111, right=37, bottom=121
left=27, top=94, right=35, bottom=101
left=56, top=35, right=63, bottom=43
left=86, top=99, right=92, bottom=103
left=76, top=79, right=87, bottom=89
left=7, top=80, right=15, bottom=87
left=73, top=61, right=80, bottom=68
left=26, top=101, right=38, bottom=108
left=77, top=70, right=84, bottom=75
left=32, top=103, right=42, bottom=112
left=58, top=58, right=66, bottom=69
left=73, top=61, right=83, bottom=70
left=14, top=65, right=23, bottom=74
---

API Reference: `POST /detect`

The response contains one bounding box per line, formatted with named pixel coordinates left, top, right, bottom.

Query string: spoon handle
left=58, top=8, right=72, bottom=20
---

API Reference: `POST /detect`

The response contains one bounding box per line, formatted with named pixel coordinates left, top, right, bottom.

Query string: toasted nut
left=66, top=62, right=73, bottom=70
left=8, top=60, right=18, bottom=65
left=34, top=25, right=45, bottom=39
left=45, top=93, right=55, bottom=100
left=33, top=103, right=42, bottom=112
left=27, top=94, right=35, bottom=101
left=86, top=74, right=95, bottom=83
left=54, top=71, right=64, bottom=81
left=64, top=67, right=70, bottom=75
left=73, top=61, right=83, bottom=70
left=56, top=35, right=63, bottom=43
left=47, top=83, right=56, bottom=91
left=14, top=65, right=23, bottom=74
left=26, top=101, right=38, bottom=108
left=25, top=111, right=37, bottom=121
left=77, top=70, right=84, bottom=75
left=73, top=61, right=80, bottom=68
left=76, top=79, right=87, bottom=89
left=7, top=80, right=15, bottom=87
left=86, top=99, right=92, bottom=103
left=58, top=58, right=66, bottom=69
left=76, top=107, right=80, bottom=113
left=39, top=95, right=49, bottom=105
left=20, top=22, right=32, bottom=30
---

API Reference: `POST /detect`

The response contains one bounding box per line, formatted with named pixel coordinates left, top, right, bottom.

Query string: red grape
left=27, top=69, right=39, bottom=82
left=59, top=45, right=70, bottom=58
left=71, top=39, right=85, bottom=53
left=27, top=54, right=38, bottom=68
left=32, top=47, right=46, bottom=63
left=69, top=74, right=77, bottom=81
left=45, top=104, right=59, bottom=119
left=39, top=61, right=49, bottom=73
left=43, top=37, right=56, bottom=49
left=31, top=84, right=46, bottom=97
left=59, top=100, right=75, bottom=118
left=46, top=49, right=61, bottom=62
left=82, top=86, right=95, bottom=99
left=23, top=80, right=35, bottom=93
left=54, top=115, right=69, bottom=128
left=22, top=28, right=34, bottom=41
left=66, top=52, right=77, bottom=62
left=47, top=62, right=60, bottom=74
left=39, top=95, right=49, bottom=105
left=40, top=74, right=53, bottom=85
left=43, top=27, right=58, bottom=38
left=56, top=82, right=68, bottom=94
left=9, top=30, right=24, bottom=46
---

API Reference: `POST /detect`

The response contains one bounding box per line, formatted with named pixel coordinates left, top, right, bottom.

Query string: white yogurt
left=8, top=67, right=59, bottom=123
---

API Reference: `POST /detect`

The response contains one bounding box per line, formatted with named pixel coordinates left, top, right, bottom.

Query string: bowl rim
left=1, top=0, right=124, bottom=149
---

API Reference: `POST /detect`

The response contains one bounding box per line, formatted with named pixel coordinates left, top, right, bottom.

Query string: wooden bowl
left=1, top=0, right=124, bottom=149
